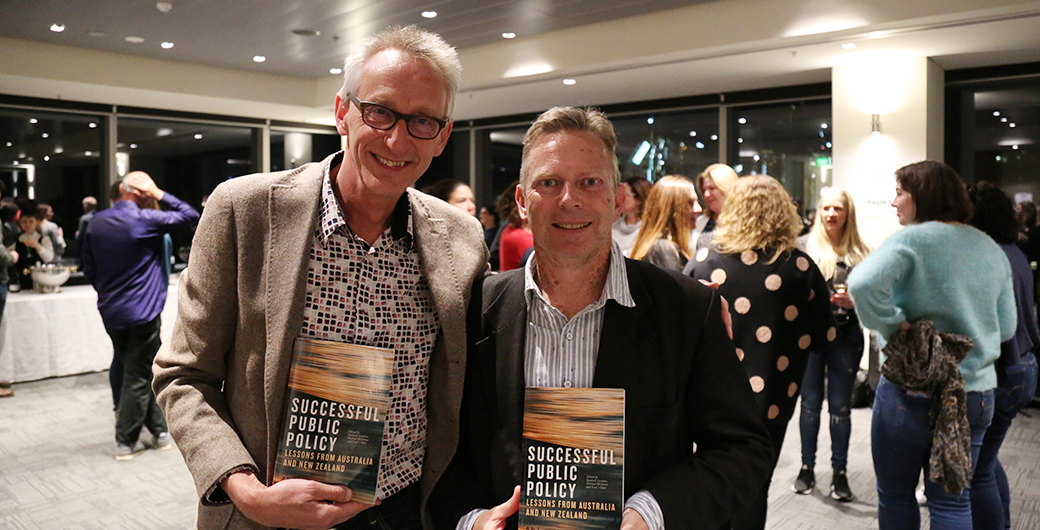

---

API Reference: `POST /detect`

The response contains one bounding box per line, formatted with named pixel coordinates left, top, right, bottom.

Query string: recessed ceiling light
left=1001, top=117, right=1008, bottom=122
left=422, top=11, right=437, bottom=18
left=156, top=2, right=172, bottom=13
left=689, top=131, right=697, bottom=137
left=330, top=67, right=342, bottom=75
left=54, top=147, right=63, bottom=153
left=993, top=111, right=1001, bottom=116
left=30, top=118, right=38, bottom=124
left=130, top=143, right=138, bottom=149
left=738, top=138, right=744, bottom=143
left=711, top=134, right=718, bottom=141
left=89, top=122, right=97, bottom=128
left=842, top=42, right=856, bottom=50
left=85, top=151, right=93, bottom=156
left=41, top=133, right=49, bottom=138
left=12, top=161, right=18, bottom=166
left=44, top=155, right=50, bottom=161
left=125, top=36, right=145, bottom=43
left=738, top=117, right=747, bottom=124
left=4, top=142, right=10, bottom=147
left=156, top=128, right=173, bottom=136
left=502, top=32, right=516, bottom=39
left=161, top=41, right=174, bottom=49
left=1009, top=123, right=1016, bottom=128
left=253, top=55, right=266, bottom=63
left=562, top=78, right=576, bottom=85
left=1013, top=145, right=1020, bottom=150
left=821, top=123, right=828, bottom=129
left=50, top=23, right=65, bottom=33
left=695, top=142, right=705, bottom=149
left=647, top=117, right=654, bottom=125
left=194, top=133, right=203, bottom=139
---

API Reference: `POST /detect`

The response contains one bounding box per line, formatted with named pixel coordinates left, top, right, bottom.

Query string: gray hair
left=337, top=25, right=462, bottom=116
left=519, top=106, right=620, bottom=193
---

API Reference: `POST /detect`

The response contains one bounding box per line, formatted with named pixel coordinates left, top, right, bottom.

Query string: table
left=0, top=281, right=179, bottom=383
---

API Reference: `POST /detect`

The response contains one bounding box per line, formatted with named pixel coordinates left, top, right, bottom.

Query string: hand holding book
left=221, top=469, right=379, bottom=530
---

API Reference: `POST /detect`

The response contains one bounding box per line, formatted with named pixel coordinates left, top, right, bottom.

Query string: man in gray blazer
left=153, top=25, right=488, bottom=530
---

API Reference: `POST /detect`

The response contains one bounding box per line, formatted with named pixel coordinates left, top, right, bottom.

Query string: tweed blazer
left=153, top=152, right=489, bottom=530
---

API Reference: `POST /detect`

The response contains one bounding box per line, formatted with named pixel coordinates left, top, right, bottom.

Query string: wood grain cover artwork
left=272, top=337, right=394, bottom=504
left=520, top=387, right=625, bottom=530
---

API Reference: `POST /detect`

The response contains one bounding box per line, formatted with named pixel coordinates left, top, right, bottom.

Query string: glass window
left=271, top=129, right=341, bottom=172
left=947, top=78, right=1040, bottom=203
left=117, top=117, right=257, bottom=209
left=0, top=107, right=104, bottom=257
left=613, top=109, right=720, bottom=184
left=731, top=99, right=832, bottom=214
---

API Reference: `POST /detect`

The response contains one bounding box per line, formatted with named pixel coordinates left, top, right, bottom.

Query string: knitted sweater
left=848, top=222, right=1016, bottom=391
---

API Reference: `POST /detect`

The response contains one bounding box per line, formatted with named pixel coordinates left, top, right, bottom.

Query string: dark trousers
left=108, top=315, right=167, bottom=444
left=333, top=483, right=422, bottom=530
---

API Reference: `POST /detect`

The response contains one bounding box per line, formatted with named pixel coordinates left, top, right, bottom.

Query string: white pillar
left=831, top=56, right=944, bottom=248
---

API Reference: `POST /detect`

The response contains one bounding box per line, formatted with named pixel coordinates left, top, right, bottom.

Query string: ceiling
left=0, top=0, right=698, bottom=80
left=1, top=0, right=1040, bottom=124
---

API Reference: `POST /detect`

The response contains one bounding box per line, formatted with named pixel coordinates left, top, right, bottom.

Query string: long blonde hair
left=805, top=187, right=871, bottom=280
left=713, top=176, right=802, bottom=264
left=631, top=176, right=695, bottom=261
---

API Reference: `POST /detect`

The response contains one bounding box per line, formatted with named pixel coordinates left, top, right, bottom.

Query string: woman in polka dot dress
left=686, top=175, right=836, bottom=530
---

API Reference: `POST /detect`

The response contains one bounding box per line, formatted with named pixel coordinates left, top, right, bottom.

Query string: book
left=272, top=337, right=394, bottom=505
left=519, top=387, right=625, bottom=530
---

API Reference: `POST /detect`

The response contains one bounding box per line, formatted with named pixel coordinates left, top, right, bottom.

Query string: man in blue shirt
left=82, top=171, right=200, bottom=460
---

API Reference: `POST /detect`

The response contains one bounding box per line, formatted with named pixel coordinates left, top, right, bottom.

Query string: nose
left=383, top=119, right=412, bottom=152
left=560, top=181, right=581, bottom=208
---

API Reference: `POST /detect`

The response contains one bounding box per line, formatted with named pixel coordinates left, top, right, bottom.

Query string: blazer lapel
left=263, top=166, right=323, bottom=470
left=594, top=261, right=654, bottom=388
left=480, top=272, right=528, bottom=452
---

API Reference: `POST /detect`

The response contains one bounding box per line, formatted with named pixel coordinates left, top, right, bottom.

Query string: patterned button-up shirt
left=300, top=154, right=440, bottom=499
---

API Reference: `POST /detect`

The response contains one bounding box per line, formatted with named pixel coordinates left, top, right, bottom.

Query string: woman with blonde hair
left=686, top=175, right=835, bottom=530
left=792, top=187, right=871, bottom=502
left=691, top=163, right=739, bottom=248
left=630, top=175, right=697, bottom=270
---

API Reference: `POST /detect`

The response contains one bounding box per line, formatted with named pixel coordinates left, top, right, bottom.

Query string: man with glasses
left=154, top=25, right=488, bottom=530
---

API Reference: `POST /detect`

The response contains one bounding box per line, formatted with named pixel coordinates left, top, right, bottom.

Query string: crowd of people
left=3, top=23, right=1037, bottom=530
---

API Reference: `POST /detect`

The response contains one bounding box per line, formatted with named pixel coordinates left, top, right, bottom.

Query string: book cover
left=272, top=337, right=394, bottom=505
left=519, top=387, right=625, bottom=530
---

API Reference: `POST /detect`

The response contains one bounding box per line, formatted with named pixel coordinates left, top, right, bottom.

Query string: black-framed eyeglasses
left=347, top=93, right=448, bottom=140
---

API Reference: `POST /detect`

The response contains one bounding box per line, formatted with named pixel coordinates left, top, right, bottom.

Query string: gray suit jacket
left=153, top=152, right=489, bottom=530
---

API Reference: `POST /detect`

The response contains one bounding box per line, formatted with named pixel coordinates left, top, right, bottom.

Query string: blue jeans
left=799, top=325, right=863, bottom=471
left=970, top=352, right=1038, bottom=530
left=872, top=375, right=994, bottom=530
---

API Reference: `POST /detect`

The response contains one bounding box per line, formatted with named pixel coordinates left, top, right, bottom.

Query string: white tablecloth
left=0, top=280, right=179, bottom=383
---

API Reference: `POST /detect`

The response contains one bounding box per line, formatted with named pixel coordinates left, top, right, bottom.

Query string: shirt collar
left=523, top=241, right=635, bottom=311
left=318, top=151, right=414, bottom=250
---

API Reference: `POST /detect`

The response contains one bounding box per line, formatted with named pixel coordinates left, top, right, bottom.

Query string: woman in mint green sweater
left=847, top=161, right=1016, bottom=530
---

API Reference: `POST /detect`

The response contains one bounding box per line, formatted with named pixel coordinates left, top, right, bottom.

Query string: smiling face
left=892, top=180, right=916, bottom=225
left=334, top=49, right=453, bottom=204
left=517, top=130, right=622, bottom=268
left=819, top=191, right=848, bottom=237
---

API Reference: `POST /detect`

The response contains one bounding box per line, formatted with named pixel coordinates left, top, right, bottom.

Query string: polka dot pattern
left=756, top=326, right=772, bottom=343
left=734, top=297, right=751, bottom=314
left=710, top=268, right=728, bottom=285
left=784, top=305, right=798, bottom=321
left=765, top=274, right=782, bottom=291
left=750, top=376, right=765, bottom=393
left=685, top=245, right=835, bottom=443
left=696, top=247, right=710, bottom=262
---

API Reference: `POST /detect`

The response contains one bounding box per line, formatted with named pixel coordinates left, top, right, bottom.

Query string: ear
left=432, top=120, right=454, bottom=157
left=515, top=184, right=529, bottom=222
left=334, top=94, right=349, bottom=136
